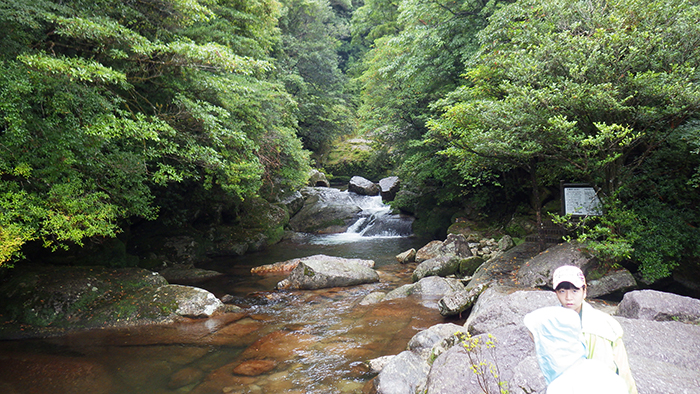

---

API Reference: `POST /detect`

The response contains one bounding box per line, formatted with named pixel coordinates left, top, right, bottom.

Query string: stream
left=0, top=194, right=462, bottom=394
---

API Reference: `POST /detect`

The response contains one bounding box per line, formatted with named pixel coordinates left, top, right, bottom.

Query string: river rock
left=373, top=350, right=429, bottom=394
left=498, top=235, right=514, bottom=251
left=308, top=169, right=330, bottom=187
left=515, top=242, right=597, bottom=288
left=378, top=176, right=400, bottom=201
left=252, top=254, right=375, bottom=275
left=348, top=175, right=380, bottom=196
left=415, top=234, right=473, bottom=263
left=396, top=248, right=416, bottom=263
left=616, top=289, right=700, bottom=323
left=465, top=286, right=558, bottom=334
left=159, top=284, right=225, bottom=318
left=437, top=282, right=489, bottom=317
left=279, top=190, right=305, bottom=217
left=276, top=258, right=379, bottom=290
left=515, top=242, right=636, bottom=297
left=288, top=187, right=362, bottom=233
left=412, top=255, right=461, bottom=282
left=586, top=269, right=637, bottom=298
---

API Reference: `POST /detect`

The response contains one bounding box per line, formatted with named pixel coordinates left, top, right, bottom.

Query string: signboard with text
left=561, top=183, right=603, bottom=216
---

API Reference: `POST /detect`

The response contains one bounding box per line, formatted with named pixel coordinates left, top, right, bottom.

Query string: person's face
left=556, top=284, right=586, bottom=314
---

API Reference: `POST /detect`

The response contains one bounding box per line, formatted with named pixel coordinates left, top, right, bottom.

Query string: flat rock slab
left=252, top=254, right=374, bottom=275
left=277, top=258, right=380, bottom=290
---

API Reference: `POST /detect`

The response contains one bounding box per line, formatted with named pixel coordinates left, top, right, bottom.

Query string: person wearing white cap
left=524, top=306, right=627, bottom=394
left=552, top=265, right=638, bottom=394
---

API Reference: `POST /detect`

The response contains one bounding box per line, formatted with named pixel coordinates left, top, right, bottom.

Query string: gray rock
left=396, top=248, right=416, bottom=264
left=587, top=269, right=637, bottom=298
left=378, top=176, right=400, bottom=201
left=515, top=242, right=636, bottom=298
left=515, top=242, right=597, bottom=288
left=498, top=235, right=514, bottom=251
left=458, top=256, right=484, bottom=276
left=160, top=284, right=225, bottom=318
left=308, top=169, right=330, bottom=187
left=359, top=291, right=386, bottom=305
left=374, top=350, right=429, bottom=394
left=277, top=258, right=379, bottom=290
left=438, top=282, right=489, bottom=317
left=465, top=286, right=558, bottom=334
left=412, top=255, right=461, bottom=282
left=366, top=355, right=395, bottom=374
left=619, top=317, right=700, bottom=394
left=288, top=187, right=362, bottom=233
left=384, top=284, right=415, bottom=301
left=616, top=289, right=700, bottom=323
left=425, top=325, right=537, bottom=394
left=415, top=234, right=473, bottom=263
left=279, top=190, right=305, bottom=217
left=348, top=175, right=380, bottom=196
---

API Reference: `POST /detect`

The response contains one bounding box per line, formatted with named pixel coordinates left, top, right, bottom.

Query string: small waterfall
left=345, top=194, right=413, bottom=237
left=309, top=192, right=414, bottom=245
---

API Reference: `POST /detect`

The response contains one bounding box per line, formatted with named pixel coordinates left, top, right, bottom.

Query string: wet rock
left=155, top=284, right=225, bottom=318
left=168, top=366, right=205, bottom=389
left=158, top=266, right=223, bottom=283
left=349, top=176, right=380, bottom=196
left=366, top=355, right=395, bottom=374
left=378, top=176, right=400, bottom=201
left=360, top=291, right=387, bottom=305
left=252, top=254, right=374, bottom=275
left=288, top=187, right=362, bottom=234
left=415, top=234, right=473, bottom=263
left=232, top=359, right=278, bottom=376
left=396, top=248, right=416, bottom=264
left=276, top=257, right=379, bottom=290
left=412, top=255, right=461, bottom=282
left=308, top=169, right=330, bottom=187
left=616, top=290, right=700, bottom=323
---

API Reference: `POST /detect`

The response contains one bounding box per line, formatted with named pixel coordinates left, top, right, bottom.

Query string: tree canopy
left=0, top=0, right=311, bottom=264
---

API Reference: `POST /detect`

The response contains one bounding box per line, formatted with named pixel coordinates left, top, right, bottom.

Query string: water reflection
left=0, top=236, right=461, bottom=394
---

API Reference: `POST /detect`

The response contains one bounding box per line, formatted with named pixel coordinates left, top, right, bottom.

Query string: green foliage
left=0, top=0, right=311, bottom=266
left=455, top=331, right=509, bottom=394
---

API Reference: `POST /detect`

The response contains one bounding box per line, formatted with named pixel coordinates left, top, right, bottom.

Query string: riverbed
left=0, top=235, right=463, bottom=394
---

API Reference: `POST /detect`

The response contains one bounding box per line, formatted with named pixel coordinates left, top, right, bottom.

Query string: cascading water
left=310, top=191, right=414, bottom=244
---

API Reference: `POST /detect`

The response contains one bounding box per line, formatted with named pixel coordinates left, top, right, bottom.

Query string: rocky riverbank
left=363, top=240, right=700, bottom=394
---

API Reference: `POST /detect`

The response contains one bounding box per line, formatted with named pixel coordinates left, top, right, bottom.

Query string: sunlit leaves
left=18, top=52, right=128, bottom=85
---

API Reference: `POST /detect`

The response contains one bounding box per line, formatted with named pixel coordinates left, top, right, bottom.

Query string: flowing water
left=0, top=193, right=462, bottom=394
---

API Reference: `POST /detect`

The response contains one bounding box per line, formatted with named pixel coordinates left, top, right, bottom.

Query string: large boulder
left=465, top=286, right=558, bottom=334
left=288, top=187, right=362, bottom=234
left=378, top=176, right=400, bottom=201
left=515, top=242, right=636, bottom=297
left=415, top=234, right=473, bottom=263
left=308, top=169, right=330, bottom=187
left=382, top=277, right=464, bottom=308
left=159, top=284, right=225, bottom=318
left=616, top=290, right=700, bottom=323
left=0, top=265, right=226, bottom=338
left=348, top=176, right=380, bottom=196
left=437, top=282, right=489, bottom=317
left=372, top=350, right=429, bottom=394
left=412, top=255, right=461, bottom=282
left=515, top=242, right=597, bottom=288
left=251, top=254, right=375, bottom=275
left=276, top=257, right=379, bottom=290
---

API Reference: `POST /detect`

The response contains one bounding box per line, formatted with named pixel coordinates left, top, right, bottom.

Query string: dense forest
left=1, top=0, right=700, bottom=284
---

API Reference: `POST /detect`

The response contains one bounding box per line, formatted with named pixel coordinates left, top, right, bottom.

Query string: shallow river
left=0, top=234, right=464, bottom=394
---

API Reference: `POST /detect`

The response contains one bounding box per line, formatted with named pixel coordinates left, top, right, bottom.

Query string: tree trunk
left=529, top=159, right=545, bottom=251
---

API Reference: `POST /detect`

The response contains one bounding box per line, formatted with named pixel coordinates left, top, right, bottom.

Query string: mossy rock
left=459, top=256, right=485, bottom=277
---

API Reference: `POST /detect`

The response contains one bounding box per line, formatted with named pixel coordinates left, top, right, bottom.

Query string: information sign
left=561, top=184, right=602, bottom=216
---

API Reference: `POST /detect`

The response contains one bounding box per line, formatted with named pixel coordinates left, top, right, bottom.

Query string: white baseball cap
left=552, top=265, right=586, bottom=289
